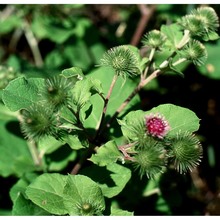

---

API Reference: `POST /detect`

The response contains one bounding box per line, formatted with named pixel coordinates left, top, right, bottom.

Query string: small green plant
left=1, top=6, right=219, bottom=216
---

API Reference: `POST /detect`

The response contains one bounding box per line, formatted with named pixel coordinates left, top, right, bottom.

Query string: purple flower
left=145, top=113, right=170, bottom=139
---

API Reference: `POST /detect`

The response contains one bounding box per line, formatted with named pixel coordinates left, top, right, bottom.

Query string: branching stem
left=142, top=48, right=155, bottom=79
left=105, top=69, right=161, bottom=129
left=71, top=74, right=118, bottom=174
left=70, top=23, right=192, bottom=175
left=130, top=4, right=156, bottom=46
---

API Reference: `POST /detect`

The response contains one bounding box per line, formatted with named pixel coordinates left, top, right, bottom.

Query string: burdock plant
left=1, top=6, right=219, bottom=216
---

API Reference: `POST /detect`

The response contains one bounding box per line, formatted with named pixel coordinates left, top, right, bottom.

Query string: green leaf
left=12, top=193, right=50, bottom=216
left=119, top=104, right=200, bottom=141
left=89, top=42, right=106, bottom=64
left=84, top=67, right=140, bottom=132
left=79, top=102, right=93, bottom=123
left=10, top=172, right=39, bottom=203
left=197, top=40, right=220, bottom=79
left=64, top=40, right=93, bottom=71
left=26, top=173, right=68, bottom=215
left=155, top=196, right=171, bottom=214
left=71, top=77, right=102, bottom=109
left=63, top=174, right=105, bottom=216
left=89, top=141, right=122, bottom=166
left=83, top=93, right=103, bottom=132
left=0, top=209, right=11, bottom=216
left=161, top=23, right=183, bottom=50
left=58, top=122, right=81, bottom=131
left=45, top=49, right=65, bottom=69
left=72, top=18, right=91, bottom=38
left=0, top=15, right=22, bottom=34
left=169, top=63, right=184, bottom=77
left=2, top=77, right=45, bottom=111
left=0, top=120, right=37, bottom=177
left=146, top=103, right=200, bottom=137
left=31, top=14, right=74, bottom=43
left=61, top=67, right=84, bottom=81
left=10, top=173, right=49, bottom=216
left=45, top=145, right=77, bottom=171
left=81, top=163, right=131, bottom=198
left=118, top=110, right=145, bottom=142
left=0, top=103, right=18, bottom=121
left=64, top=134, right=87, bottom=150
left=59, top=106, right=77, bottom=125
left=202, top=31, right=219, bottom=41
left=110, top=203, right=133, bottom=216
left=0, top=65, right=21, bottom=90
left=38, top=136, right=63, bottom=155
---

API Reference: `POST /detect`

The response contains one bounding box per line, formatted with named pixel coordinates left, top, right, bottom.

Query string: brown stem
left=130, top=4, right=156, bottom=46
left=71, top=145, right=95, bottom=175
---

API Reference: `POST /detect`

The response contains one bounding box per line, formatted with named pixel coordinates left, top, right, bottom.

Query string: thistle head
left=99, top=45, right=140, bottom=77
left=193, top=7, right=219, bottom=34
left=179, top=6, right=219, bottom=38
left=170, top=131, right=203, bottom=174
left=75, top=200, right=104, bottom=216
left=145, top=113, right=170, bottom=139
left=43, top=75, right=73, bottom=110
left=142, top=30, right=166, bottom=49
left=180, top=39, right=207, bottom=66
left=179, top=14, right=205, bottom=37
left=133, top=146, right=167, bottom=179
left=20, top=104, right=57, bottom=140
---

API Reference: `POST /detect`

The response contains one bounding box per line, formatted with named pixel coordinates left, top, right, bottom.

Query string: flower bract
left=170, top=131, right=203, bottom=174
left=180, top=40, right=207, bottom=66
left=133, top=146, right=167, bottom=179
left=20, top=104, right=57, bottom=140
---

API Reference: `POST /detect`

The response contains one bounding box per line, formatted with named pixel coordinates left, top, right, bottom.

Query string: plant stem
left=93, top=74, right=118, bottom=140
left=119, top=142, right=137, bottom=149
left=71, top=27, right=191, bottom=175
left=130, top=4, right=156, bottom=46
left=71, top=74, right=118, bottom=175
left=177, top=29, right=190, bottom=49
left=27, top=140, right=41, bottom=166
left=105, top=69, right=161, bottom=130
left=71, top=145, right=94, bottom=174
left=100, top=29, right=190, bottom=133
left=23, top=21, right=43, bottom=67
left=9, top=28, right=23, bottom=51
left=172, top=58, right=187, bottom=66
left=142, top=48, right=155, bottom=79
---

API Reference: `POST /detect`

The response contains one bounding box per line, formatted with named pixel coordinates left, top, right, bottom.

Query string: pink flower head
left=145, top=113, right=170, bottom=139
